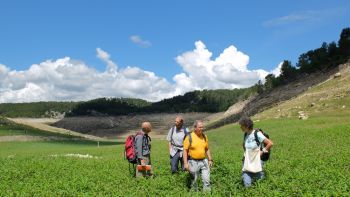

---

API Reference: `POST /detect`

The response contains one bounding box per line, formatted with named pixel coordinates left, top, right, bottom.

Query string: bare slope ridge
left=254, top=62, right=350, bottom=120
left=208, top=61, right=350, bottom=129
left=52, top=113, right=211, bottom=139
left=8, top=118, right=106, bottom=141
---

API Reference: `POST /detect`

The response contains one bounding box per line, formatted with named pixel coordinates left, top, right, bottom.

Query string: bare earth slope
left=254, top=62, right=350, bottom=120
left=207, top=61, right=350, bottom=129
left=52, top=113, right=211, bottom=139
left=8, top=118, right=106, bottom=141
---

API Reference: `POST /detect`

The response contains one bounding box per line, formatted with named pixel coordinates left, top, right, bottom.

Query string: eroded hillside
left=208, top=61, right=350, bottom=129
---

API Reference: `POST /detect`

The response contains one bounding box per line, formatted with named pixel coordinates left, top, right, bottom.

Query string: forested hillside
left=68, top=87, right=258, bottom=116
left=0, top=102, right=78, bottom=118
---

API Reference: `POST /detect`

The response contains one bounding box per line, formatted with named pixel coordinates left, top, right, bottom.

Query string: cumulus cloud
left=0, top=43, right=281, bottom=103
left=130, top=35, right=152, bottom=47
left=173, top=41, right=272, bottom=94
left=0, top=54, right=173, bottom=103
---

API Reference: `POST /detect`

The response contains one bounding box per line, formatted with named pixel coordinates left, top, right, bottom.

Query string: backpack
left=124, top=131, right=151, bottom=164
left=125, top=132, right=141, bottom=164
left=124, top=131, right=151, bottom=177
left=244, top=129, right=271, bottom=161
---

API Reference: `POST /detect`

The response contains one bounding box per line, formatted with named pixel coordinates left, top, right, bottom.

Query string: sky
left=0, top=0, right=349, bottom=103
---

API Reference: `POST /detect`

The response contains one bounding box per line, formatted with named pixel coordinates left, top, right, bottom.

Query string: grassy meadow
left=1, top=110, right=350, bottom=196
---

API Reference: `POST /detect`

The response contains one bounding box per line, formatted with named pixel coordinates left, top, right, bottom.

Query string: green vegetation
left=68, top=87, right=257, bottom=116
left=68, top=97, right=151, bottom=116
left=1, top=110, right=349, bottom=195
left=0, top=102, right=78, bottom=118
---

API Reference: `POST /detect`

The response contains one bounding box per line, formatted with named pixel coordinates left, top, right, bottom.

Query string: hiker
left=166, top=116, right=189, bottom=173
left=239, top=117, right=273, bottom=187
left=135, top=121, right=152, bottom=177
left=183, top=120, right=213, bottom=192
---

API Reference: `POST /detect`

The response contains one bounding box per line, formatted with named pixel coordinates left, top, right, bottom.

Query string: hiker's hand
left=208, top=160, right=213, bottom=168
left=140, top=159, right=146, bottom=166
left=184, top=163, right=189, bottom=171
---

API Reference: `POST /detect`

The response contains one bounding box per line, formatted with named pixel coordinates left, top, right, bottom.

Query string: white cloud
left=96, top=48, right=117, bottom=74
left=0, top=43, right=282, bottom=103
left=263, top=8, right=347, bottom=27
left=0, top=54, right=173, bottom=103
left=130, top=35, right=152, bottom=47
left=271, top=62, right=282, bottom=77
left=173, top=40, right=271, bottom=93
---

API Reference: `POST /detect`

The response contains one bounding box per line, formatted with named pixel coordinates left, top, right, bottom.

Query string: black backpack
left=244, top=129, right=270, bottom=161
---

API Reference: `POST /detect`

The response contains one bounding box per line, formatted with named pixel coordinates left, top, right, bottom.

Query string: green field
left=1, top=111, right=350, bottom=196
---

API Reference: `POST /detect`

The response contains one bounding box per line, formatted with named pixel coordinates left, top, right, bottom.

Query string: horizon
left=1, top=0, right=350, bottom=103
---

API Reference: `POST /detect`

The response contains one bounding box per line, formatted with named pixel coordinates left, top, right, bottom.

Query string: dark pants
left=170, top=151, right=184, bottom=173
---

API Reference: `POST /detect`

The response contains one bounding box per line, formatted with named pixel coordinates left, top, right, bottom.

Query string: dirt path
left=8, top=118, right=109, bottom=141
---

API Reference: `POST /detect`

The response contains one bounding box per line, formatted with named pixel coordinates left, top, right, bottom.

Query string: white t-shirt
left=166, top=126, right=188, bottom=157
left=244, top=130, right=266, bottom=150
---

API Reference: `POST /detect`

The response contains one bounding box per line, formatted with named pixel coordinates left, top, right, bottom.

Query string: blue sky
left=0, top=0, right=349, bottom=103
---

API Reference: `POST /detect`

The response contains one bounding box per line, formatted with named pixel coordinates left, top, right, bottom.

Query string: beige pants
left=188, top=159, right=211, bottom=192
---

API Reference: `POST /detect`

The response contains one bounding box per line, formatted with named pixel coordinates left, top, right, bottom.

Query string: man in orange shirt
left=183, top=120, right=213, bottom=192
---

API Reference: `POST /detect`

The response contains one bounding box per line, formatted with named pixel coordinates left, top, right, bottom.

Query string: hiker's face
left=175, top=118, right=183, bottom=129
left=195, top=122, right=204, bottom=133
left=240, top=124, right=248, bottom=132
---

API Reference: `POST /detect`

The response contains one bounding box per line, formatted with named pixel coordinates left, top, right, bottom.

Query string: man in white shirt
left=166, top=116, right=189, bottom=174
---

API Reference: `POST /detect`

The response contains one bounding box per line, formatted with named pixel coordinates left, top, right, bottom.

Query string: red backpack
left=124, top=131, right=143, bottom=164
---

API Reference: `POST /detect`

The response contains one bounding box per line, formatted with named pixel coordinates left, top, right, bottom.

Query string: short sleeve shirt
left=244, top=130, right=266, bottom=150
left=183, top=132, right=208, bottom=160
left=167, top=126, right=188, bottom=156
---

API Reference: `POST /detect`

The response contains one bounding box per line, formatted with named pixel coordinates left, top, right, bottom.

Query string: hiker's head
left=175, top=116, right=184, bottom=129
left=193, top=120, right=204, bottom=134
left=238, top=117, right=253, bottom=132
left=141, top=122, right=152, bottom=134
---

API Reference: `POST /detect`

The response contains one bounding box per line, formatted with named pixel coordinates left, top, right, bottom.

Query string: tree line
left=261, top=27, right=350, bottom=91
left=68, top=87, right=258, bottom=116
left=0, top=102, right=78, bottom=118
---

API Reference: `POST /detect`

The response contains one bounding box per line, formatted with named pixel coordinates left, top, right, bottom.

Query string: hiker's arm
left=183, top=149, right=189, bottom=171
left=206, top=149, right=213, bottom=167
left=263, top=138, right=273, bottom=152
left=166, top=129, right=172, bottom=154
left=168, top=142, right=172, bottom=153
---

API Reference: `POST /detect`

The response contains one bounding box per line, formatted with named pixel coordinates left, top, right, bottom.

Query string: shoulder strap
left=170, top=126, right=175, bottom=145
left=202, top=133, right=207, bottom=141
left=254, top=130, right=261, bottom=147
left=186, top=132, right=192, bottom=147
